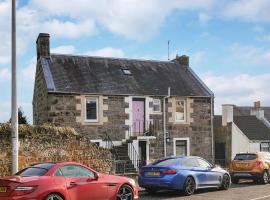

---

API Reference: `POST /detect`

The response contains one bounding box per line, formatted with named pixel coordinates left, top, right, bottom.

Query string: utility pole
left=11, top=0, right=18, bottom=174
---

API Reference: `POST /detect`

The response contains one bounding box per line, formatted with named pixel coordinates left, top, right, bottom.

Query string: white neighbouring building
left=214, top=102, right=270, bottom=166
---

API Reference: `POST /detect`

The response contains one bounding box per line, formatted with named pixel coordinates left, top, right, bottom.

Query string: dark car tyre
left=45, top=193, right=64, bottom=200
left=220, top=174, right=231, bottom=190
left=117, top=184, right=134, bottom=200
left=231, top=177, right=239, bottom=184
left=261, top=170, right=269, bottom=184
left=145, top=188, right=158, bottom=194
left=183, top=176, right=196, bottom=196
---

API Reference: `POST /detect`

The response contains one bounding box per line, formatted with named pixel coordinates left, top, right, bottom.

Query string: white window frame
left=85, top=97, right=99, bottom=122
left=152, top=99, right=161, bottom=113
left=175, top=99, right=186, bottom=123
left=173, top=137, right=190, bottom=156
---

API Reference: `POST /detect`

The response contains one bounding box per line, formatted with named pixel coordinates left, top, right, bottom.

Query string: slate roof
left=39, top=54, right=213, bottom=97
left=234, top=116, right=270, bottom=141
left=214, top=115, right=270, bottom=141
left=234, top=106, right=270, bottom=122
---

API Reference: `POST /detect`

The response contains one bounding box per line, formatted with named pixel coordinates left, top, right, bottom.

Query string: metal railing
left=126, top=119, right=161, bottom=138
left=128, top=142, right=140, bottom=171
left=103, top=132, right=119, bottom=160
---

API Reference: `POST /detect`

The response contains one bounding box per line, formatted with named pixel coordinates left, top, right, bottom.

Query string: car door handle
left=107, top=183, right=117, bottom=187
left=70, top=182, right=78, bottom=186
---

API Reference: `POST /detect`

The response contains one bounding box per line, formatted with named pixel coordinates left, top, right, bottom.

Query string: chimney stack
left=254, top=101, right=261, bottom=108
left=174, top=55, right=189, bottom=66
left=222, top=104, right=234, bottom=126
left=36, top=33, right=50, bottom=60
left=251, top=101, right=264, bottom=119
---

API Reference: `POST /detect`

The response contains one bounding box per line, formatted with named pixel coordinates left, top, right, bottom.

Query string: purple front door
left=132, top=100, right=145, bottom=134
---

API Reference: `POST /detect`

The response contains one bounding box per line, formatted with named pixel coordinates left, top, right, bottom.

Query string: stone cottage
left=33, top=33, right=214, bottom=172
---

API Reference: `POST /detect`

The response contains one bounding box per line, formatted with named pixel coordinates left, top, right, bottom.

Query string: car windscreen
left=234, top=154, right=257, bottom=160
left=15, top=167, right=48, bottom=177
left=153, top=158, right=180, bottom=166
left=32, top=163, right=56, bottom=170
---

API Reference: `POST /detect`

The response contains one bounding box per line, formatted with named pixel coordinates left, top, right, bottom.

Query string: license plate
left=0, top=187, right=7, bottom=193
left=147, top=171, right=160, bottom=176
left=237, top=163, right=248, bottom=167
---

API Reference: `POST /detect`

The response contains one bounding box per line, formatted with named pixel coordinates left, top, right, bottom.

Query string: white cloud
left=190, top=51, right=205, bottom=65
left=28, top=0, right=214, bottom=41
left=256, top=34, right=270, bottom=42
left=43, top=19, right=96, bottom=38
left=0, top=68, right=11, bottom=81
left=0, top=101, right=10, bottom=123
left=198, top=13, right=211, bottom=24
left=51, top=45, right=76, bottom=54
left=230, top=43, right=270, bottom=64
left=201, top=72, right=270, bottom=114
left=222, top=0, right=270, bottom=23
left=86, top=47, right=125, bottom=58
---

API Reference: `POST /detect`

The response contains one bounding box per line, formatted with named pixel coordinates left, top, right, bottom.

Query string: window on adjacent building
left=153, top=99, right=161, bottom=113
left=85, top=97, right=98, bottom=122
left=261, top=142, right=270, bottom=152
left=175, top=100, right=186, bottom=122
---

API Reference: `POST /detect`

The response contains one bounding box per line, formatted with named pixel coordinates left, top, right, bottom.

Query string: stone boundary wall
left=0, top=124, right=112, bottom=177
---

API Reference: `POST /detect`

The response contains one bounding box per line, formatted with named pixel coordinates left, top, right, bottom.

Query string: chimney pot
left=36, top=33, right=50, bottom=60
left=174, top=55, right=189, bottom=66
left=254, top=101, right=261, bottom=108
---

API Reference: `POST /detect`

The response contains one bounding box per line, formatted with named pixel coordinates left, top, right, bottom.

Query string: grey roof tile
left=42, top=54, right=213, bottom=97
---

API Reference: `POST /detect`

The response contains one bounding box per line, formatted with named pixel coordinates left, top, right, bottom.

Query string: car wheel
left=231, top=177, right=239, bottom=184
left=220, top=174, right=231, bottom=190
left=261, top=170, right=269, bottom=184
left=183, top=176, right=196, bottom=196
left=45, top=193, right=64, bottom=200
left=145, top=188, right=158, bottom=194
left=116, top=184, right=134, bottom=200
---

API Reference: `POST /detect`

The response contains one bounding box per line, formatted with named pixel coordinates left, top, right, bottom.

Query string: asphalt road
left=139, top=181, right=270, bottom=200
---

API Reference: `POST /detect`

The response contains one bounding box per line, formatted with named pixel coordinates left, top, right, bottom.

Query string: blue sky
left=0, top=0, right=270, bottom=123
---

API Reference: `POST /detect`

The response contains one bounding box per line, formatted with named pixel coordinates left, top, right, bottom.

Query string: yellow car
left=229, top=152, right=270, bottom=184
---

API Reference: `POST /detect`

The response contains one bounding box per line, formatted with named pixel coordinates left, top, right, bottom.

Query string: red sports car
left=0, top=162, right=138, bottom=200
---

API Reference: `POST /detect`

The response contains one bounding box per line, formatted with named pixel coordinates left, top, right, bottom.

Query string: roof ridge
left=50, top=53, right=175, bottom=64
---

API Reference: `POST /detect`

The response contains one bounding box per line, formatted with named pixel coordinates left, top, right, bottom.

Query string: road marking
left=249, top=195, right=270, bottom=200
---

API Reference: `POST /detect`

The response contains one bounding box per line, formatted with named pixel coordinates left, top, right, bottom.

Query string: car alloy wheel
left=221, top=174, right=231, bottom=190
left=116, top=185, right=134, bottom=200
left=262, top=171, right=269, bottom=184
left=184, top=177, right=196, bottom=196
left=45, top=193, right=64, bottom=200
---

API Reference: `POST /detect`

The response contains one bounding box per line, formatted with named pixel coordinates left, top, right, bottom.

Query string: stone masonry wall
left=149, top=97, right=213, bottom=162
left=0, top=124, right=112, bottom=177
left=44, top=94, right=128, bottom=141
left=33, top=63, right=49, bottom=125
left=214, top=122, right=232, bottom=166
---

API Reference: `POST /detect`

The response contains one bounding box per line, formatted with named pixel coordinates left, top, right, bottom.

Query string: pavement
left=139, top=180, right=270, bottom=200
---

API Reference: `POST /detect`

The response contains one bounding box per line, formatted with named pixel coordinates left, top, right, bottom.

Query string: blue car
left=138, top=156, right=230, bottom=196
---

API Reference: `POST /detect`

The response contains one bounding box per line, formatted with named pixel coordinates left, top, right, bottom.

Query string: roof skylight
left=122, top=69, right=132, bottom=75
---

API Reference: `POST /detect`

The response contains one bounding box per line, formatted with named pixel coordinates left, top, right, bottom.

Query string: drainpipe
left=210, top=97, right=214, bottom=164
left=163, top=87, right=171, bottom=157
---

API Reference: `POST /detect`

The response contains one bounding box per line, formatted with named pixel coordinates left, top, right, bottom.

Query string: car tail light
left=12, top=186, right=36, bottom=196
left=162, top=169, right=177, bottom=175
left=255, top=160, right=262, bottom=166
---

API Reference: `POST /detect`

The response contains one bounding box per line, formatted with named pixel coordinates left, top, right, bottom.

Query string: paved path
left=139, top=181, right=270, bottom=200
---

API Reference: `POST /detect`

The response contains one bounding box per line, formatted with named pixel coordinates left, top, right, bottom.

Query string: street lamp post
left=11, top=0, right=18, bottom=174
